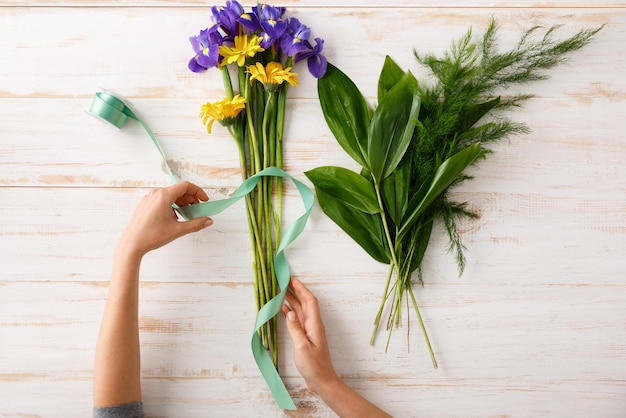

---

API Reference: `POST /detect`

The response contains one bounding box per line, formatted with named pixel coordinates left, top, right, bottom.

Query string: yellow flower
left=219, top=35, right=264, bottom=67
left=248, top=62, right=299, bottom=90
left=199, top=95, right=246, bottom=133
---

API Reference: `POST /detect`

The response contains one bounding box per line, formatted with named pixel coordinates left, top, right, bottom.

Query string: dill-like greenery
left=406, top=19, right=603, bottom=278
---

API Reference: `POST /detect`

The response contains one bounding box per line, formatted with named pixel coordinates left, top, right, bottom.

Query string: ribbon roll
left=89, top=91, right=314, bottom=410
left=89, top=92, right=179, bottom=184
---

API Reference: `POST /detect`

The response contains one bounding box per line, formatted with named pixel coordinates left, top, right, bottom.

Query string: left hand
left=117, top=181, right=213, bottom=259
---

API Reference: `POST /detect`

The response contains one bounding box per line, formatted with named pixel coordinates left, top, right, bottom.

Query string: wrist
left=114, top=239, right=145, bottom=268
left=313, top=372, right=344, bottom=400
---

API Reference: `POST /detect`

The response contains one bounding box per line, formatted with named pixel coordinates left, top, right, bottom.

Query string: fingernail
left=287, top=311, right=296, bottom=322
left=204, top=218, right=213, bottom=227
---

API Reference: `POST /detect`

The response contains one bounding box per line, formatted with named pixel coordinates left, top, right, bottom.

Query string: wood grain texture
left=1, top=2, right=625, bottom=417
left=3, top=1, right=626, bottom=6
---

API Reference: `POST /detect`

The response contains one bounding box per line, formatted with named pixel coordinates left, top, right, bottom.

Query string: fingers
left=282, top=305, right=309, bottom=348
left=162, top=181, right=209, bottom=206
left=284, top=278, right=326, bottom=345
left=290, top=277, right=316, bottom=303
left=288, top=278, right=322, bottom=321
left=174, top=216, right=213, bottom=238
left=284, top=286, right=302, bottom=317
left=157, top=182, right=214, bottom=237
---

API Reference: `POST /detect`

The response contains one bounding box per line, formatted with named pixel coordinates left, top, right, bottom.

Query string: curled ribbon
left=89, top=91, right=312, bottom=410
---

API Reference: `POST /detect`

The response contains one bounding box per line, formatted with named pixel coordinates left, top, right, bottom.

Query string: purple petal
left=226, top=0, right=244, bottom=15
left=256, top=4, right=285, bottom=21
left=286, top=18, right=310, bottom=41
left=196, top=44, right=220, bottom=68
left=207, top=26, right=223, bottom=45
left=189, top=35, right=203, bottom=53
left=281, top=35, right=309, bottom=57
left=312, top=37, right=325, bottom=53
left=307, top=53, right=327, bottom=78
left=238, top=12, right=260, bottom=32
left=261, top=20, right=287, bottom=40
left=188, top=56, right=207, bottom=73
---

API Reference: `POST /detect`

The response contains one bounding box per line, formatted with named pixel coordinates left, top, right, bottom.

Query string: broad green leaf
left=304, top=166, right=380, bottom=215
left=314, top=188, right=390, bottom=264
left=360, top=166, right=372, bottom=179
left=398, top=142, right=482, bottom=239
left=367, top=71, right=420, bottom=183
left=318, top=63, right=370, bottom=168
left=381, top=156, right=411, bottom=228
left=377, top=56, right=406, bottom=103
left=454, top=97, right=501, bottom=133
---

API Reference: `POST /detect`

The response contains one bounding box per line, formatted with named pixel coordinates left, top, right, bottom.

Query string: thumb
left=283, top=307, right=309, bottom=346
left=176, top=216, right=213, bottom=237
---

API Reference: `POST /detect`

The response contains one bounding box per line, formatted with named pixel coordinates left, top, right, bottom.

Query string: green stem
left=408, top=285, right=438, bottom=369
left=374, top=184, right=400, bottom=269
left=275, top=85, right=287, bottom=249
left=384, top=292, right=398, bottom=351
left=222, top=67, right=234, bottom=100
left=374, top=183, right=437, bottom=366
left=373, top=182, right=401, bottom=350
left=371, top=264, right=394, bottom=345
left=241, top=68, right=274, bottom=352
left=262, top=92, right=275, bottom=308
left=261, top=91, right=280, bottom=362
left=230, top=125, right=265, bottom=310
left=246, top=77, right=271, bottom=352
left=243, top=70, right=261, bottom=174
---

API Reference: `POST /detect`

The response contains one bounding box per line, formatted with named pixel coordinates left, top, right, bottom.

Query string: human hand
left=282, top=278, right=340, bottom=395
left=117, top=181, right=213, bottom=259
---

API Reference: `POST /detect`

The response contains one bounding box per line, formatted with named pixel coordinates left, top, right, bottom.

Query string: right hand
left=281, top=278, right=340, bottom=394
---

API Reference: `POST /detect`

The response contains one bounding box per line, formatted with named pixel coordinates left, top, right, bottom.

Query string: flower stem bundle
left=306, top=19, right=601, bottom=367
left=187, top=1, right=327, bottom=367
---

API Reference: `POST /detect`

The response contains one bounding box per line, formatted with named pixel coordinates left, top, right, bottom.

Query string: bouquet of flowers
left=186, top=1, right=326, bottom=371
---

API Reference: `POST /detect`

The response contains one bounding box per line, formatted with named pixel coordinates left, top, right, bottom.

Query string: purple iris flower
left=208, top=1, right=259, bottom=44
left=253, top=4, right=287, bottom=49
left=211, top=4, right=237, bottom=40
left=252, top=3, right=286, bottom=21
left=188, top=26, right=223, bottom=73
left=280, top=18, right=311, bottom=57
left=224, top=0, right=260, bottom=32
left=294, top=37, right=327, bottom=78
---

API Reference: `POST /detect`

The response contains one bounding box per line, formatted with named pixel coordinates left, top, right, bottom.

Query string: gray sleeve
left=93, top=402, right=144, bottom=418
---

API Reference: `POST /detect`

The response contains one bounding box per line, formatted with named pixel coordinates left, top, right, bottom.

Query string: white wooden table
left=1, top=1, right=625, bottom=417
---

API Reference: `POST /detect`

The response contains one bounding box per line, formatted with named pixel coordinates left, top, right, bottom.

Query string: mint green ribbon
left=89, top=91, right=312, bottom=410
left=89, top=92, right=179, bottom=185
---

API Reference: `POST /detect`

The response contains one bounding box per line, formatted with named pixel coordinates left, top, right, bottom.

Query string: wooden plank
left=1, top=280, right=625, bottom=416
left=0, top=8, right=620, bottom=99
left=0, top=187, right=624, bottom=286
left=0, top=96, right=625, bottom=189
left=2, top=1, right=626, bottom=7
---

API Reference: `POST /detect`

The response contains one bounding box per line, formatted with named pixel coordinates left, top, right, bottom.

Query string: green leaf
left=454, top=97, right=501, bottom=133
left=367, top=71, right=420, bottom=183
left=377, top=56, right=406, bottom=103
left=398, top=142, right=482, bottom=239
left=318, top=63, right=371, bottom=168
left=304, top=166, right=380, bottom=214
left=408, top=216, right=434, bottom=275
left=381, top=157, right=411, bottom=227
left=314, top=188, right=390, bottom=264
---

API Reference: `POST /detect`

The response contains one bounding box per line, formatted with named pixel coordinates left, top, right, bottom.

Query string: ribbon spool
left=89, top=91, right=179, bottom=184
left=89, top=91, right=313, bottom=410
